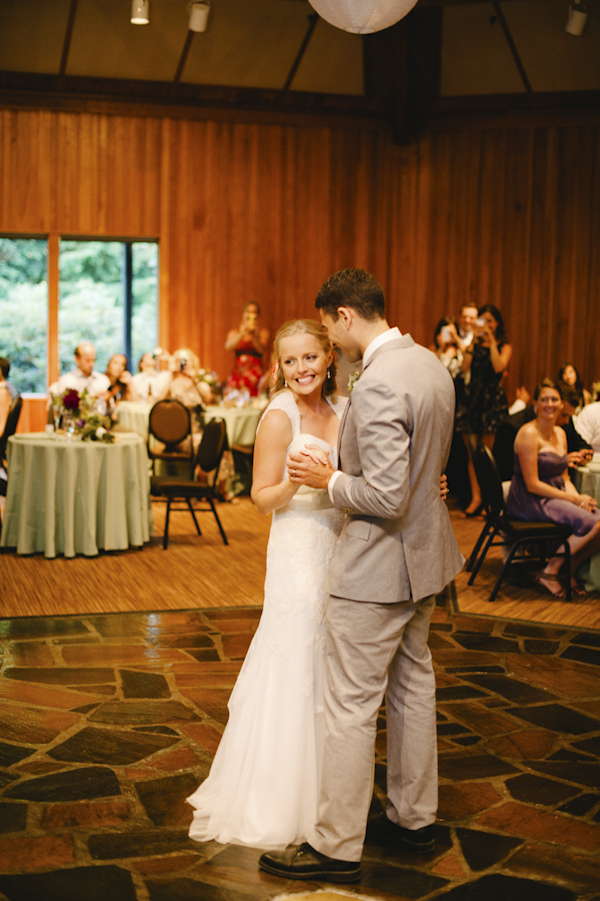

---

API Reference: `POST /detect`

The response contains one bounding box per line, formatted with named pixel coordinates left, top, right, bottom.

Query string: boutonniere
left=348, top=371, right=361, bottom=392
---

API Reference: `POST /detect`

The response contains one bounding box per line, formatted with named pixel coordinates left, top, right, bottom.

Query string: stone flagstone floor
left=0, top=596, right=600, bottom=900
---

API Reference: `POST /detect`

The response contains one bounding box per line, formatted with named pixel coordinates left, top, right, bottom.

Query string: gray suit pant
left=310, top=594, right=437, bottom=862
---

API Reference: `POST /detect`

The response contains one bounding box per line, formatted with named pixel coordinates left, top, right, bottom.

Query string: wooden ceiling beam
left=59, top=0, right=79, bottom=76
left=282, top=13, right=319, bottom=93
left=173, top=30, right=195, bottom=83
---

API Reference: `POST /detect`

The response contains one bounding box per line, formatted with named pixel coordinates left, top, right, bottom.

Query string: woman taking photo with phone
left=455, top=304, right=512, bottom=516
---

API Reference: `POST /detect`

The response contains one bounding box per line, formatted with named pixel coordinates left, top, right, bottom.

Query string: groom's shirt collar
left=362, top=326, right=401, bottom=368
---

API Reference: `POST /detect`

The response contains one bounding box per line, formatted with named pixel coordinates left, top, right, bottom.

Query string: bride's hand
left=288, top=448, right=334, bottom=490
left=300, top=444, right=329, bottom=466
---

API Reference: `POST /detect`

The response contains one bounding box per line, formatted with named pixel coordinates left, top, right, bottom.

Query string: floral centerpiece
left=51, top=388, right=114, bottom=442
left=197, top=368, right=218, bottom=388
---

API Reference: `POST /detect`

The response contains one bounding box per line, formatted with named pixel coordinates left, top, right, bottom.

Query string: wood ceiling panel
left=66, top=0, right=184, bottom=81
left=181, top=0, right=315, bottom=90
left=292, top=16, right=364, bottom=95
left=0, top=0, right=72, bottom=73
left=503, top=0, right=600, bottom=92
left=442, top=0, right=600, bottom=96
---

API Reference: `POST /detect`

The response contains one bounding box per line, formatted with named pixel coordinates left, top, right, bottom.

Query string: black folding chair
left=147, top=398, right=193, bottom=474
left=150, top=418, right=229, bottom=548
left=467, top=440, right=572, bottom=603
left=0, top=394, right=23, bottom=469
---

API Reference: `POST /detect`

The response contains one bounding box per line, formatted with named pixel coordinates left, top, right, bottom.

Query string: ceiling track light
left=131, top=0, right=149, bottom=25
left=566, top=1, right=588, bottom=35
left=188, top=1, right=211, bottom=33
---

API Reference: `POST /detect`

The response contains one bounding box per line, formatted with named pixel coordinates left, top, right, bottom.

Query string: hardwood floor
left=1, top=496, right=599, bottom=630
left=0, top=498, right=270, bottom=618
left=450, top=502, right=600, bottom=631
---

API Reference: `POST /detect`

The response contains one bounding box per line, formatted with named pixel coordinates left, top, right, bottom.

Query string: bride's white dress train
left=187, top=390, right=346, bottom=849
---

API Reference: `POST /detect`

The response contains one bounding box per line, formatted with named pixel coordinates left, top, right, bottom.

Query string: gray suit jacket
left=329, top=334, right=464, bottom=603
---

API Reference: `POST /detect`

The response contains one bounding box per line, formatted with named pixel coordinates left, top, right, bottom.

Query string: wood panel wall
left=1, top=107, right=599, bottom=433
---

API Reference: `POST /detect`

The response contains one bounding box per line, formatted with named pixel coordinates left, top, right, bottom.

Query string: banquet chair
left=147, top=398, right=193, bottom=475
left=0, top=394, right=22, bottom=470
left=466, top=439, right=572, bottom=603
left=150, top=417, right=229, bottom=548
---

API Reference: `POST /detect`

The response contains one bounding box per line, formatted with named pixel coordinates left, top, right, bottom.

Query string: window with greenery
left=58, top=240, right=159, bottom=377
left=0, top=237, right=158, bottom=394
left=0, top=237, right=48, bottom=394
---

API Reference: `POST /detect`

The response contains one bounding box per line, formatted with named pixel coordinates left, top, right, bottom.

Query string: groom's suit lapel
left=336, top=398, right=351, bottom=468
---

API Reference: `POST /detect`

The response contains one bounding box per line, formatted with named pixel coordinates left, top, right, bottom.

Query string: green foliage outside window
left=0, top=238, right=48, bottom=394
left=0, top=237, right=158, bottom=394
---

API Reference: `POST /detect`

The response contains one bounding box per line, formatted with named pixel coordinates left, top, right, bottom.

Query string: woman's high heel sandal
left=533, top=571, right=566, bottom=599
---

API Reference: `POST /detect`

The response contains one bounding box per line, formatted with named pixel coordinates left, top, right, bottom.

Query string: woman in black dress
left=455, top=304, right=512, bottom=516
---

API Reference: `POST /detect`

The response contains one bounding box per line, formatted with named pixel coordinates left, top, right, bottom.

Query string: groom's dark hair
left=315, top=268, right=385, bottom=322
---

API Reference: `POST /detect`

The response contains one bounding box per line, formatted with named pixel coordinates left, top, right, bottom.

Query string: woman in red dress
left=225, top=302, right=270, bottom=397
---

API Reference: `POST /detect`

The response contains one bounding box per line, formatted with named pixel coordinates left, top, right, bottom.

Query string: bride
left=187, top=318, right=347, bottom=849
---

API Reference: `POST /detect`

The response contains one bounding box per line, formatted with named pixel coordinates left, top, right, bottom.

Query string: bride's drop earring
left=327, top=369, right=331, bottom=379
left=284, top=379, right=288, bottom=387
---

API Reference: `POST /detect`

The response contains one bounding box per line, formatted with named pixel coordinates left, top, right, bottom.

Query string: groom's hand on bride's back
left=440, top=474, right=448, bottom=501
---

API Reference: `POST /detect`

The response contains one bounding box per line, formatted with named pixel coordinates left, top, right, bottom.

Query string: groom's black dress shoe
left=259, top=842, right=361, bottom=883
left=366, top=812, right=435, bottom=854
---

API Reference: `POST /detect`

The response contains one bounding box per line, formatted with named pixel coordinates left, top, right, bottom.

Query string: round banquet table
left=116, top=401, right=263, bottom=448
left=573, top=462, right=600, bottom=592
left=115, top=400, right=152, bottom=440
left=0, top=432, right=151, bottom=558
left=203, top=405, right=262, bottom=446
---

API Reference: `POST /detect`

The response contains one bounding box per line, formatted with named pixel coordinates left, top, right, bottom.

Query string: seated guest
left=494, top=383, right=592, bottom=480
left=507, top=379, right=600, bottom=598
left=104, top=354, right=139, bottom=410
left=557, top=362, right=591, bottom=410
left=0, top=367, right=10, bottom=437
left=573, top=401, right=600, bottom=454
left=558, top=384, right=594, bottom=466
left=508, top=386, right=531, bottom=415
left=0, top=358, right=17, bottom=400
left=52, top=342, right=111, bottom=413
left=131, top=352, right=171, bottom=402
left=167, top=348, right=214, bottom=448
left=167, top=347, right=236, bottom=498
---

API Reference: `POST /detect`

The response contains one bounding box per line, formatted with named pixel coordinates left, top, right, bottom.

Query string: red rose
left=63, top=389, right=80, bottom=411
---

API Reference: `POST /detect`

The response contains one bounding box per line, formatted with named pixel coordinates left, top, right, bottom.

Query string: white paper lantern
left=307, top=0, right=418, bottom=34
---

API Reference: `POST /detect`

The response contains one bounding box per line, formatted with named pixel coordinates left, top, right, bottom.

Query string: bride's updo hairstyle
left=273, top=319, right=337, bottom=399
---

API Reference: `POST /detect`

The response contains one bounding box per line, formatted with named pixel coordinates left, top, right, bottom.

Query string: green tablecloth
left=115, top=400, right=152, bottom=439
left=116, top=401, right=263, bottom=448
left=203, top=405, right=262, bottom=446
left=574, top=466, right=600, bottom=591
left=0, top=432, right=150, bottom=558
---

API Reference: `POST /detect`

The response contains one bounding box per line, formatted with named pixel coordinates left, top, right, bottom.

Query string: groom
left=259, top=269, right=464, bottom=883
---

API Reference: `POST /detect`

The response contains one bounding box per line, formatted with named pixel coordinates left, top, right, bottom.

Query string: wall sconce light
left=188, top=1, right=211, bottom=33
left=131, top=0, right=150, bottom=25
left=565, top=2, right=588, bottom=35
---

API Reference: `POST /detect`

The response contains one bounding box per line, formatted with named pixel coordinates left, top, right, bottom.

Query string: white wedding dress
left=187, top=389, right=347, bottom=849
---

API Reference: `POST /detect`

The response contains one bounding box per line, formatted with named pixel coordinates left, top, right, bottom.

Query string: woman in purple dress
left=507, top=379, right=600, bottom=598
